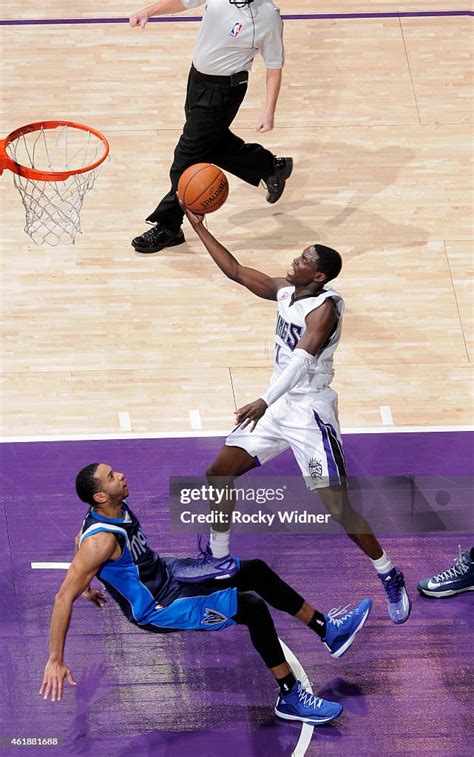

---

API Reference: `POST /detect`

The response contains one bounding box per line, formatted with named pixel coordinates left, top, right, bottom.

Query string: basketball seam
left=182, top=164, right=214, bottom=206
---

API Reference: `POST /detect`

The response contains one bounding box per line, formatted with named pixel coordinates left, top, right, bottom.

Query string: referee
left=130, top=0, right=292, bottom=254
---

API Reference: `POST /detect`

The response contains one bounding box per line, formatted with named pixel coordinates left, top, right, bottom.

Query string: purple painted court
left=1, top=430, right=472, bottom=756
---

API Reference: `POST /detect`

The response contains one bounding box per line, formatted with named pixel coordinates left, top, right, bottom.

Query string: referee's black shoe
left=264, top=157, right=293, bottom=204
left=131, top=224, right=185, bottom=253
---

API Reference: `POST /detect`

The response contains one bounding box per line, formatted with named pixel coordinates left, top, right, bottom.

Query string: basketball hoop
left=0, top=120, right=109, bottom=246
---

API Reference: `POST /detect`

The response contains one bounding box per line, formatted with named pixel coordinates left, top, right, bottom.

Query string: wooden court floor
left=0, top=1, right=472, bottom=438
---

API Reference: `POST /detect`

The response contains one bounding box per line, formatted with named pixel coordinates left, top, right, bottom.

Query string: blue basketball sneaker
left=174, top=537, right=238, bottom=583
left=322, top=598, right=372, bottom=658
left=275, top=681, right=343, bottom=725
left=379, top=567, right=411, bottom=624
left=417, top=546, right=474, bottom=597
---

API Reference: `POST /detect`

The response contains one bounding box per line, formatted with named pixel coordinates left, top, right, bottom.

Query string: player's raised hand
left=129, top=9, right=150, bottom=28
left=177, top=192, right=204, bottom=229
left=40, top=660, right=77, bottom=702
left=235, top=398, right=268, bottom=431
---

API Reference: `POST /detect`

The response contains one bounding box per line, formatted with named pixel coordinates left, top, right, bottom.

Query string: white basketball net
left=6, top=124, right=108, bottom=246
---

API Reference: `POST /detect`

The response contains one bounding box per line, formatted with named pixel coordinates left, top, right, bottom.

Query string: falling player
left=175, top=199, right=411, bottom=624
left=39, top=463, right=372, bottom=726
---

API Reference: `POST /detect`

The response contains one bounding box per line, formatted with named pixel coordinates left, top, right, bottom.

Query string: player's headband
left=229, top=0, right=255, bottom=6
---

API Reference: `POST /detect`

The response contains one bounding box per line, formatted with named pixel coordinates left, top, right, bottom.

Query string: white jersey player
left=175, top=198, right=411, bottom=625
left=227, top=283, right=346, bottom=488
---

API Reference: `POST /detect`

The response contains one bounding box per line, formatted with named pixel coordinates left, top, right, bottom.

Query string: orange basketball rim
left=0, top=120, right=109, bottom=180
left=1, top=120, right=110, bottom=245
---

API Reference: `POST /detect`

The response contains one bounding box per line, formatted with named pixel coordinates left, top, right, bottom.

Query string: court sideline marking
left=0, top=425, right=472, bottom=444
left=1, top=10, right=472, bottom=26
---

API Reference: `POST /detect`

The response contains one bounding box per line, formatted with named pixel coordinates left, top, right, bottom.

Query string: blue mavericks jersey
left=79, top=503, right=182, bottom=625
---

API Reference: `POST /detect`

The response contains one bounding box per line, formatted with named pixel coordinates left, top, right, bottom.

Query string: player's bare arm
left=130, top=0, right=186, bottom=28
left=236, top=301, right=338, bottom=429
left=180, top=201, right=287, bottom=300
left=74, top=528, right=81, bottom=554
left=257, top=68, right=282, bottom=133
left=40, top=532, right=118, bottom=702
left=293, top=299, right=338, bottom=356
left=73, top=529, right=108, bottom=607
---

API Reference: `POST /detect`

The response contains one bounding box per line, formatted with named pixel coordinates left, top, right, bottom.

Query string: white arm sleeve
left=260, top=348, right=314, bottom=407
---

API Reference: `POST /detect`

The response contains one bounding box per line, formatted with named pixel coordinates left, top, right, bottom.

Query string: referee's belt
left=191, top=65, right=249, bottom=88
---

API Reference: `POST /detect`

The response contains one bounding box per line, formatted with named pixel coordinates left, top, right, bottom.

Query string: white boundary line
left=31, top=562, right=71, bottom=569
left=278, top=638, right=314, bottom=757
left=0, top=425, right=472, bottom=444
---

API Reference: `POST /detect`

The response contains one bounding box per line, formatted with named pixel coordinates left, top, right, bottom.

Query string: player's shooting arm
left=236, top=301, right=338, bottom=429
left=179, top=203, right=287, bottom=300
left=40, top=533, right=116, bottom=702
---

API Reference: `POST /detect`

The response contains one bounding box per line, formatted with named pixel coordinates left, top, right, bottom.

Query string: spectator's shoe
left=379, top=567, right=411, bottom=624
left=275, top=680, right=343, bottom=725
left=322, top=598, right=372, bottom=658
left=417, top=547, right=474, bottom=597
left=174, top=538, right=238, bottom=583
left=263, top=157, right=293, bottom=204
left=131, top=224, right=185, bottom=253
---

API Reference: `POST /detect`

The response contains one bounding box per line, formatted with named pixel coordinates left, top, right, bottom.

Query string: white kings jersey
left=272, top=286, right=345, bottom=397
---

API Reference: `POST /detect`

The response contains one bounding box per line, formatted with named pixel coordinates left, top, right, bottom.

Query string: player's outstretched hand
left=177, top=192, right=204, bottom=229
left=129, top=9, right=149, bottom=28
left=40, top=660, right=77, bottom=702
left=83, top=587, right=107, bottom=607
left=235, top=398, right=268, bottom=431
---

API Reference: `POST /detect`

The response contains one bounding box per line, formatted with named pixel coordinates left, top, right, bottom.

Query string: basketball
left=178, top=163, right=229, bottom=214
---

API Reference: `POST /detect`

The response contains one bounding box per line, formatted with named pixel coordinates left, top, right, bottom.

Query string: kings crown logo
left=308, top=457, right=323, bottom=479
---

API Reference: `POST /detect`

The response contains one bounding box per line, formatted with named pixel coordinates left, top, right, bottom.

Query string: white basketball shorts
left=226, top=388, right=346, bottom=490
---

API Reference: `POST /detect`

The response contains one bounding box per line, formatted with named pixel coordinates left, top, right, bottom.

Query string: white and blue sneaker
left=417, top=547, right=474, bottom=597
left=379, top=567, right=411, bottom=624
left=322, top=598, right=372, bottom=658
left=174, top=537, right=238, bottom=583
left=275, top=681, right=342, bottom=725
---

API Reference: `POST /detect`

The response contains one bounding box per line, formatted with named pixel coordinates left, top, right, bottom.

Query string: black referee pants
left=146, top=65, right=275, bottom=229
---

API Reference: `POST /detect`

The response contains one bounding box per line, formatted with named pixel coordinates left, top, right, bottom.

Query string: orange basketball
left=178, top=163, right=229, bottom=214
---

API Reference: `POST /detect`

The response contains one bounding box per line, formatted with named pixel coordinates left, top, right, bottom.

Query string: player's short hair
left=75, top=463, right=101, bottom=505
left=312, top=244, right=342, bottom=282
